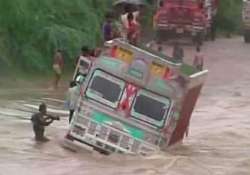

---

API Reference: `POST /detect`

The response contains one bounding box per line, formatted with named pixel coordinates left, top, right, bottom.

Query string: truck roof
left=104, top=39, right=200, bottom=77
left=105, top=39, right=181, bottom=66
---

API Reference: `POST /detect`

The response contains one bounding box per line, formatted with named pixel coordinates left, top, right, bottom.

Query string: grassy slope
left=0, top=0, right=111, bottom=75
left=0, top=0, right=243, bottom=77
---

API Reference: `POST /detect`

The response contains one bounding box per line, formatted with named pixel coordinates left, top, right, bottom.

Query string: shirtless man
left=53, top=49, right=64, bottom=89
left=31, top=103, right=60, bottom=142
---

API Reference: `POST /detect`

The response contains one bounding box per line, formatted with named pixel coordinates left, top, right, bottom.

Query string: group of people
left=32, top=45, right=100, bottom=142
left=102, top=5, right=141, bottom=45
left=31, top=76, right=83, bottom=142
left=173, top=43, right=204, bottom=71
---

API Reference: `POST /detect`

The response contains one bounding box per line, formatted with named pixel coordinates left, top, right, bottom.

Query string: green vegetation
left=0, top=0, right=111, bottom=74
left=0, top=0, right=244, bottom=76
left=216, top=0, right=243, bottom=34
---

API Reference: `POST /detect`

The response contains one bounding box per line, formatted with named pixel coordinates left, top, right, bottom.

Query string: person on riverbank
left=193, top=46, right=204, bottom=71
left=153, top=1, right=164, bottom=43
left=52, top=49, right=64, bottom=89
left=127, top=12, right=140, bottom=45
left=103, top=12, right=114, bottom=42
left=31, top=103, right=60, bottom=142
left=172, top=42, right=184, bottom=62
left=121, top=5, right=139, bottom=39
left=153, top=1, right=163, bottom=29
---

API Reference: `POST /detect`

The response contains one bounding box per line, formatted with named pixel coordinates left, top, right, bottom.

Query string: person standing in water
left=66, top=81, right=78, bottom=123
left=31, top=103, right=60, bottom=142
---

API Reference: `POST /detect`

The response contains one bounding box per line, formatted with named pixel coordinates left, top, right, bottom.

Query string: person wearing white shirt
left=120, top=5, right=139, bottom=39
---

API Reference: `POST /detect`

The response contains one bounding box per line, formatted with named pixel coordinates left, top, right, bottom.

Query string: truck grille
left=73, top=116, right=157, bottom=154
left=120, top=135, right=130, bottom=150
left=131, top=140, right=141, bottom=153
left=84, top=121, right=141, bottom=153
left=76, top=117, right=89, bottom=127
left=88, top=122, right=97, bottom=135
left=107, top=130, right=121, bottom=145
left=98, top=126, right=108, bottom=140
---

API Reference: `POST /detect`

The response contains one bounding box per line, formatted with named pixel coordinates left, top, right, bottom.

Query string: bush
left=0, top=0, right=109, bottom=73
left=0, top=0, right=244, bottom=75
left=216, top=0, right=243, bottom=34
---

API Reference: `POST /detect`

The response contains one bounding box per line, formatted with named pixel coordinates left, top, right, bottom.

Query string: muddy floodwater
left=0, top=38, right=250, bottom=175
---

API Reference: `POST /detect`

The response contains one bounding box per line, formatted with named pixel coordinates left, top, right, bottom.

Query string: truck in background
left=243, top=0, right=250, bottom=43
left=155, top=0, right=218, bottom=44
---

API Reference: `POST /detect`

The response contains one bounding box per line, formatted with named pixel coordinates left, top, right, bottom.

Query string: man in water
left=31, top=103, right=60, bottom=142
left=65, top=81, right=79, bottom=123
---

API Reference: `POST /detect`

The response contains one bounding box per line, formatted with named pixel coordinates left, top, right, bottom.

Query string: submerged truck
left=64, top=39, right=208, bottom=155
left=155, top=0, right=218, bottom=43
left=243, top=0, right=250, bottom=43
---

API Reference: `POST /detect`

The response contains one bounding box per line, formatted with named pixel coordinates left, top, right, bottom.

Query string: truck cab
left=64, top=39, right=208, bottom=155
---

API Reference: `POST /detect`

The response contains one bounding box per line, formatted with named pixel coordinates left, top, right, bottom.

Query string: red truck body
left=155, top=0, right=218, bottom=43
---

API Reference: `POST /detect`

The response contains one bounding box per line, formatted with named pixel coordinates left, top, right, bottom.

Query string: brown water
left=0, top=37, right=250, bottom=175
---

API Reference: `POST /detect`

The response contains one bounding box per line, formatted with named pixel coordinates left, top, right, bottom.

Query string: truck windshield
left=86, top=69, right=125, bottom=108
left=131, top=90, right=171, bottom=128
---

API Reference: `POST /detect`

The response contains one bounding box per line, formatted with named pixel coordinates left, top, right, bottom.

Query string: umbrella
left=113, top=0, right=147, bottom=6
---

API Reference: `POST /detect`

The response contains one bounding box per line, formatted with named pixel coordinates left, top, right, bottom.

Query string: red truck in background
left=155, top=0, right=218, bottom=44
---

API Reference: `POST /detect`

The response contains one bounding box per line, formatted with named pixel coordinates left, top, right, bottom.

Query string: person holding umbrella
left=127, top=12, right=140, bottom=45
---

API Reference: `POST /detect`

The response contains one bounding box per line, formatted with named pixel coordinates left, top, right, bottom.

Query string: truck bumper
left=63, top=135, right=133, bottom=155
left=63, top=134, right=111, bottom=155
left=63, top=124, right=158, bottom=156
left=156, top=25, right=205, bottom=41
